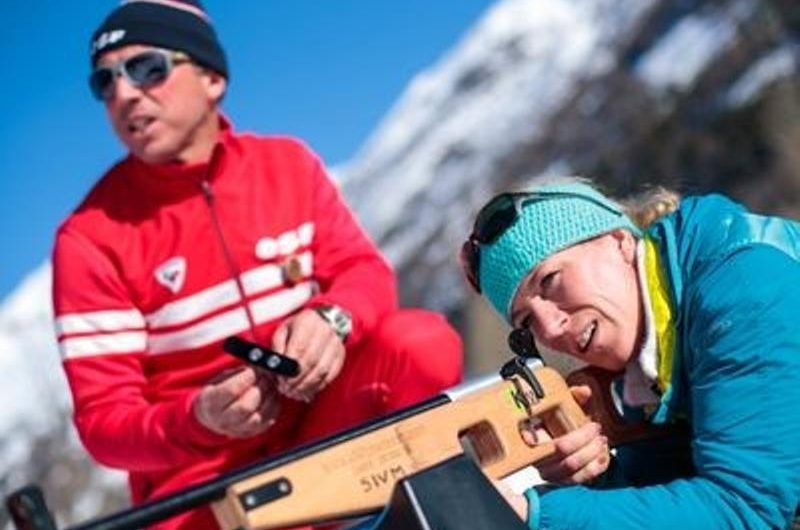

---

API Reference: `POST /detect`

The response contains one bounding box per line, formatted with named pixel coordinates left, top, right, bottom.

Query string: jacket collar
left=122, top=114, right=234, bottom=200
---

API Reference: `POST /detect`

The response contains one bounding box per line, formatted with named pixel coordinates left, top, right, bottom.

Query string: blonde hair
left=623, top=186, right=682, bottom=229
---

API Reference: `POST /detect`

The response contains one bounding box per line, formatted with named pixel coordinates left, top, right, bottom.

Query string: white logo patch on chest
left=255, top=222, right=315, bottom=260
left=155, top=257, right=187, bottom=294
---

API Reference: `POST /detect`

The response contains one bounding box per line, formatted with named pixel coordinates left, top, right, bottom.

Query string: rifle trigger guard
left=501, top=357, right=545, bottom=401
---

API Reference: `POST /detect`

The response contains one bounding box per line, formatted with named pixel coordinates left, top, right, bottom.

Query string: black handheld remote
left=223, top=336, right=300, bottom=377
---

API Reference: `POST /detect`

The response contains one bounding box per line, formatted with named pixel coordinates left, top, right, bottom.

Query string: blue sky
left=0, top=1, right=493, bottom=300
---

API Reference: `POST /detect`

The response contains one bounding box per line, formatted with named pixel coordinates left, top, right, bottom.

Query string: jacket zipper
left=199, top=178, right=263, bottom=344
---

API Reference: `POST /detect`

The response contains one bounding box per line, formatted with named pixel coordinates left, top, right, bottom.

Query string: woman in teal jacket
left=460, top=180, right=800, bottom=529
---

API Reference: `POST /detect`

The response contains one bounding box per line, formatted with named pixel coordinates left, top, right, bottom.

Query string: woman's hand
left=524, top=385, right=610, bottom=484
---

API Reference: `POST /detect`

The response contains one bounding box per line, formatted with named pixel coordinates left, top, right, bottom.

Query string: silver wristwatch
left=314, top=304, right=353, bottom=342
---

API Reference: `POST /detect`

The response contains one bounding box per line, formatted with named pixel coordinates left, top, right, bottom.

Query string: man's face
left=96, top=44, right=226, bottom=164
left=510, top=230, right=643, bottom=371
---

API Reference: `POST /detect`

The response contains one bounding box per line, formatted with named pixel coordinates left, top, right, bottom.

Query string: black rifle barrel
left=7, top=393, right=450, bottom=530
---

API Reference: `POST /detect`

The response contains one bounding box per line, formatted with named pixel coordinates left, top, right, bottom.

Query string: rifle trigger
left=501, top=357, right=545, bottom=401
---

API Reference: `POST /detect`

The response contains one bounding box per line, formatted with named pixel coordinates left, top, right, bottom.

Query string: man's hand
left=193, top=367, right=281, bottom=438
left=522, top=385, right=610, bottom=484
left=271, top=308, right=346, bottom=402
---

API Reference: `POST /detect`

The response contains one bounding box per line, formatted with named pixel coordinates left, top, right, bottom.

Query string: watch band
left=314, top=304, right=352, bottom=342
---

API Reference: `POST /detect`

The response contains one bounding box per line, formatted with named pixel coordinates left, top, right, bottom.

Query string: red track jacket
left=52, top=118, right=398, bottom=507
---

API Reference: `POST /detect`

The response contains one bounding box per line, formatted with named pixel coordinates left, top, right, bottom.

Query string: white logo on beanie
left=93, top=29, right=126, bottom=54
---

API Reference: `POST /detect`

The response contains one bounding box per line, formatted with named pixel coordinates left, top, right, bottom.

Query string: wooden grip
left=486, top=367, right=591, bottom=477
left=566, top=366, right=675, bottom=447
left=211, top=366, right=592, bottom=530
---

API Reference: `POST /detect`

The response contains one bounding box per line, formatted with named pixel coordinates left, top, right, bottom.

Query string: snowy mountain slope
left=340, top=0, right=798, bottom=310
left=0, top=265, right=63, bottom=470
left=0, top=266, right=126, bottom=528
left=343, top=0, right=656, bottom=240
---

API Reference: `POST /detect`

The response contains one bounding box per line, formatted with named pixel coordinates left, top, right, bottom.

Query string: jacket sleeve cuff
left=524, top=487, right=541, bottom=529
left=180, top=389, right=232, bottom=448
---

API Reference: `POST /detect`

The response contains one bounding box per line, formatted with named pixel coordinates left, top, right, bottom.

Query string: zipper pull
left=199, top=179, right=214, bottom=203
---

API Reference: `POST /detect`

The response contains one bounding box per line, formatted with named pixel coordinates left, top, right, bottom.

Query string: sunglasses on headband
left=459, top=189, right=624, bottom=293
left=460, top=192, right=535, bottom=294
left=89, top=49, right=191, bottom=101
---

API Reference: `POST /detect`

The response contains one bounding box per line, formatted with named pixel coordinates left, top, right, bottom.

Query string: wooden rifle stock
left=211, top=361, right=586, bottom=529
left=566, top=366, right=677, bottom=447
left=6, top=360, right=664, bottom=530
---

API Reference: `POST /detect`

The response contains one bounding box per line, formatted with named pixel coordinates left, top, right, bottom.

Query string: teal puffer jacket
left=531, top=195, right=800, bottom=530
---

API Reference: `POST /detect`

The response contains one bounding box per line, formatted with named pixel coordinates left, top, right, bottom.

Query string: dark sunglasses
left=89, top=49, right=191, bottom=101
left=460, top=192, right=533, bottom=294
left=459, top=189, right=624, bottom=293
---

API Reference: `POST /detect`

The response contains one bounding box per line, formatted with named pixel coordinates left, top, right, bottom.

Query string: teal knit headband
left=478, top=182, right=641, bottom=322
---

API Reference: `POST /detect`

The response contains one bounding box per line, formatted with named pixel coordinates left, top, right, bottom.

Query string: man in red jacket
left=53, top=2, right=463, bottom=528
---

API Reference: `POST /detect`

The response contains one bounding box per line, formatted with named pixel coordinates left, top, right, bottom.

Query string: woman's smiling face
left=510, top=229, right=644, bottom=371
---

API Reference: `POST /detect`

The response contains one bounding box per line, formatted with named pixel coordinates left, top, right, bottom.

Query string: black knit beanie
left=90, top=0, right=228, bottom=78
